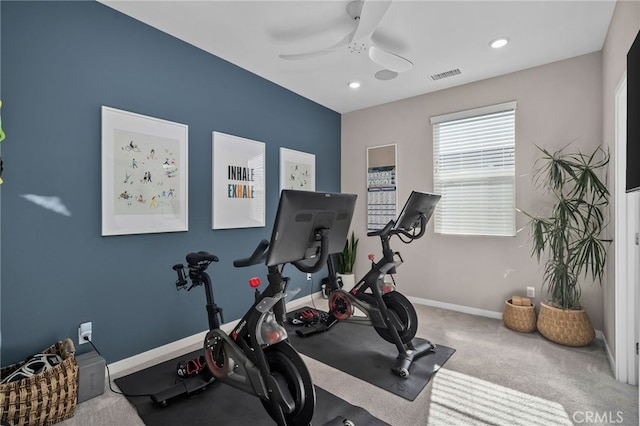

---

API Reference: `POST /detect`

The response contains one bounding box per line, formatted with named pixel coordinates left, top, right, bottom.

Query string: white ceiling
left=100, top=0, right=616, bottom=114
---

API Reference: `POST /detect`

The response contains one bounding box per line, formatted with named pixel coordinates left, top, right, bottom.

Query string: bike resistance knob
left=249, top=277, right=261, bottom=288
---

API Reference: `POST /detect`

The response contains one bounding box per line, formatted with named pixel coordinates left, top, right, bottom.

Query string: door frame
left=614, top=73, right=638, bottom=385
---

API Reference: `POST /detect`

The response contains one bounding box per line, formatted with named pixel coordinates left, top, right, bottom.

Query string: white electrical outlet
left=526, top=286, right=535, bottom=298
left=78, top=321, right=92, bottom=345
left=306, top=273, right=312, bottom=281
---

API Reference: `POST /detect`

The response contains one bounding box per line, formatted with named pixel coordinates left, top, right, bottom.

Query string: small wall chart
left=367, top=144, right=397, bottom=231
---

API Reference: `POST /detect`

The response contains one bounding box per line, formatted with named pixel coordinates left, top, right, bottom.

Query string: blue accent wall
left=0, top=1, right=341, bottom=364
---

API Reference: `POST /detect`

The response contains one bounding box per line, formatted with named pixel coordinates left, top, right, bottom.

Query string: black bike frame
left=202, top=232, right=329, bottom=424
left=325, top=214, right=430, bottom=368
left=327, top=248, right=406, bottom=352
left=180, top=250, right=297, bottom=424
left=226, top=265, right=290, bottom=393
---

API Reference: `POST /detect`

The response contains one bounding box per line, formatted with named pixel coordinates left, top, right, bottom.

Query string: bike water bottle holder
left=376, top=261, right=401, bottom=293
left=257, top=311, right=288, bottom=346
left=376, top=275, right=395, bottom=295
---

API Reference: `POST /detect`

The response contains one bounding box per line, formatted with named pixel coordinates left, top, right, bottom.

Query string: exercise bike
left=298, top=191, right=441, bottom=379
left=171, top=190, right=357, bottom=426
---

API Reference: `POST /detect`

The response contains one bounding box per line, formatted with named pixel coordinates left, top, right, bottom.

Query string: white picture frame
left=212, top=131, right=265, bottom=229
left=101, top=106, right=188, bottom=236
left=279, top=147, right=315, bottom=192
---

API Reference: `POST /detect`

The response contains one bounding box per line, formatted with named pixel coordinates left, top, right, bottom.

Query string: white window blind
left=431, top=102, right=516, bottom=236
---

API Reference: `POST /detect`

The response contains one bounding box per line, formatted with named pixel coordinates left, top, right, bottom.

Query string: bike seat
left=186, top=251, right=219, bottom=266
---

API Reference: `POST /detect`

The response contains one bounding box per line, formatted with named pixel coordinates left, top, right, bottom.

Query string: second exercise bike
left=299, top=191, right=441, bottom=379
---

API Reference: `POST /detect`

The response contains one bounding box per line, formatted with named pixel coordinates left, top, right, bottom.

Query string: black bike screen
left=394, top=191, right=440, bottom=232
left=266, top=190, right=357, bottom=267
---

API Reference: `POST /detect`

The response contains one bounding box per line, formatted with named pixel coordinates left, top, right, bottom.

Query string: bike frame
left=178, top=251, right=297, bottom=424
left=331, top=261, right=402, bottom=322
left=180, top=232, right=330, bottom=425
left=327, top=237, right=407, bottom=353
left=325, top=214, right=432, bottom=377
left=328, top=214, right=424, bottom=326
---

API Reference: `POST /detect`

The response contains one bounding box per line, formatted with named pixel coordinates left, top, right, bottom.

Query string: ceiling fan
left=278, top=0, right=413, bottom=73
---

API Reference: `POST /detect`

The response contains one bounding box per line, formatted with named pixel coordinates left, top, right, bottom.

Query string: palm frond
left=520, top=143, right=610, bottom=309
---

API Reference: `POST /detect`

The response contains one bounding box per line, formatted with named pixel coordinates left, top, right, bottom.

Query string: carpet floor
left=59, top=299, right=638, bottom=425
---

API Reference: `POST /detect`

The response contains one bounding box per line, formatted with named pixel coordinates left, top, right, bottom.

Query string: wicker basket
left=502, top=299, right=537, bottom=332
left=0, top=339, right=78, bottom=426
left=537, top=302, right=595, bottom=347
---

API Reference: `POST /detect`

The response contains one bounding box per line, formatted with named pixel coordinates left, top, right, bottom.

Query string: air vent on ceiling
left=430, top=68, right=461, bottom=81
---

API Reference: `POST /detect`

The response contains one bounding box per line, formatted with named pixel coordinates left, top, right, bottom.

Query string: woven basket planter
left=537, top=302, right=595, bottom=347
left=0, top=339, right=78, bottom=426
left=502, top=299, right=537, bottom=332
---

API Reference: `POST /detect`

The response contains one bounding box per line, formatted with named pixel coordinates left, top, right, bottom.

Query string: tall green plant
left=337, top=231, right=358, bottom=274
left=522, top=144, right=610, bottom=310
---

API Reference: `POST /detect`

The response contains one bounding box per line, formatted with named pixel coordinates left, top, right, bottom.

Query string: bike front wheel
left=261, top=342, right=316, bottom=426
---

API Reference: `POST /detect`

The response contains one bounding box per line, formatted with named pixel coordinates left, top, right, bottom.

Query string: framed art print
left=212, top=131, right=265, bottom=229
left=101, top=106, right=188, bottom=236
left=279, top=147, right=315, bottom=192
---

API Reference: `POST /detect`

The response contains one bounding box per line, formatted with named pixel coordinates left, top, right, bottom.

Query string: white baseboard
left=601, top=331, right=616, bottom=373
left=409, top=296, right=606, bottom=344
left=408, top=296, right=503, bottom=320
left=107, top=292, right=320, bottom=379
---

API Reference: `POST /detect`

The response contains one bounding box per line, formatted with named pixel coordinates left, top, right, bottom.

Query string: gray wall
left=342, top=52, right=605, bottom=330
left=0, top=1, right=341, bottom=364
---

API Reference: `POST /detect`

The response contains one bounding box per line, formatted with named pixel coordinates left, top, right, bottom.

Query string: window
left=431, top=101, right=516, bottom=236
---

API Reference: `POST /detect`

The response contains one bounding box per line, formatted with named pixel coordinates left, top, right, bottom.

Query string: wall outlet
left=79, top=321, right=92, bottom=345
left=306, top=273, right=312, bottom=281
left=526, top=286, right=535, bottom=298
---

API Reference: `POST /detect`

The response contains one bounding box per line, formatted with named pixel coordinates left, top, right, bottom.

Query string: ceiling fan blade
left=279, top=50, right=334, bottom=61
left=279, top=30, right=353, bottom=61
left=350, top=0, right=392, bottom=42
left=368, top=45, right=413, bottom=73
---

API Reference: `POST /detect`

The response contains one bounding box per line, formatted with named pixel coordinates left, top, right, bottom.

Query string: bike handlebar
left=365, top=214, right=427, bottom=242
left=233, top=239, right=270, bottom=268
left=395, top=214, right=427, bottom=240
left=367, top=220, right=395, bottom=238
left=235, top=229, right=330, bottom=273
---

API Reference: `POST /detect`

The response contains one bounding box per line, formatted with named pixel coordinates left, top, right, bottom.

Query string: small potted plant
left=336, top=231, right=358, bottom=289
left=520, top=143, right=610, bottom=346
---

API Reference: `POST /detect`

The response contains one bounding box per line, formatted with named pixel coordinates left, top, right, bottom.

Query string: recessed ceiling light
left=348, top=81, right=361, bottom=89
left=490, top=37, right=510, bottom=49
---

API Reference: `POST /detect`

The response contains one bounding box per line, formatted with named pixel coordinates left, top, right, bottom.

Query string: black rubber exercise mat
left=286, top=320, right=455, bottom=401
left=114, top=350, right=389, bottom=426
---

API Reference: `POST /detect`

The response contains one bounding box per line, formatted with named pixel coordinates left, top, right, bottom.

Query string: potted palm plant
left=521, top=144, right=610, bottom=346
left=336, top=231, right=358, bottom=289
